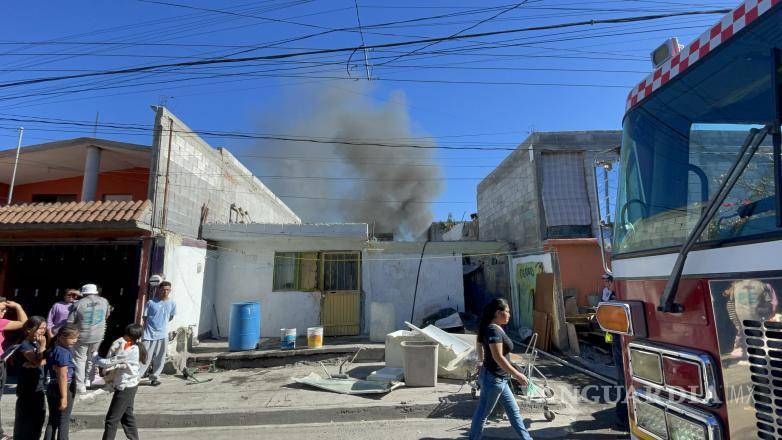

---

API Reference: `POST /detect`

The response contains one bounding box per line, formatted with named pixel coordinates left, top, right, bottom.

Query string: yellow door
left=320, top=252, right=361, bottom=336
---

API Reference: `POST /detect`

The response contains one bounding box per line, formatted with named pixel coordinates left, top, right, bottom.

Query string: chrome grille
left=744, top=319, right=782, bottom=440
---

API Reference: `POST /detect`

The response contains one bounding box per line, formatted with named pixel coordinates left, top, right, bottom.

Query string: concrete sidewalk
left=1, top=358, right=628, bottom=439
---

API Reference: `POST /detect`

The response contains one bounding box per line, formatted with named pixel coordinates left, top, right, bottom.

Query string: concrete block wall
left=477, top=145, right=541, bottom=249
left=148, top=107, right=300, bottom=239
left=478, top=131, right=620, bottom=249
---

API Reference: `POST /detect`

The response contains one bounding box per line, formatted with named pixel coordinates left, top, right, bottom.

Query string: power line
left=376, top=0, right=531, bottom=67
left=0, top=9, right=730, bottom=91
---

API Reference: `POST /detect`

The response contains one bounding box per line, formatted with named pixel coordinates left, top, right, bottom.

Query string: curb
left=70, top=395, right=564, bottom=430
left=71, top=402, right=456, bottom=430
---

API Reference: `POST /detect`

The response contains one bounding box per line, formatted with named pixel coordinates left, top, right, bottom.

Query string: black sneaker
left=150, top=379, right=162, bottom=387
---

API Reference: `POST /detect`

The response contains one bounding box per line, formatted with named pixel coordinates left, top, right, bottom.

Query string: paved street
left=73, top=418, right=629, bottom=439
left=4, top=354, right=628, bottom=438
left=2, top=354, right=626, bottom=440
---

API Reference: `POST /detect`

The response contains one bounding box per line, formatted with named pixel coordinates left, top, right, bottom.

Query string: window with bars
left=272, top=251, right=360, bottom=292
left=272, top=252, right=319, bottom=291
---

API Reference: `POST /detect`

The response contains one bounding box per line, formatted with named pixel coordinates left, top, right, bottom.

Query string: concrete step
left=188, top=342, right=385, bottom=369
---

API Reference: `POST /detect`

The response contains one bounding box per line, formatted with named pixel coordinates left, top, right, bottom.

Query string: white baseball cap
left=81, top=284, right=99, bottom=295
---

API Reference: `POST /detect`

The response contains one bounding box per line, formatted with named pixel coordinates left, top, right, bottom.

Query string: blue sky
left=0, top=0, right=734, bottom=224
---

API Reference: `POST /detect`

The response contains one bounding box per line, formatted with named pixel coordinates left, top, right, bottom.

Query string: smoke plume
left=249, top=83, right=444, bottom=238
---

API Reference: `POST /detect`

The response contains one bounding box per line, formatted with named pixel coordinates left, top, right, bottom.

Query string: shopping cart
left=466, top=333, right=556, bottom=422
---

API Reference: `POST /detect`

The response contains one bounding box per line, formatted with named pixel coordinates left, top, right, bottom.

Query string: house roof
left=0, top=199, right=152, bottom=229
left=0, top=137, right=151, bottom=185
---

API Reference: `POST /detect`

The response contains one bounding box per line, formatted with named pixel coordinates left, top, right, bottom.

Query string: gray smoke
left=249, top=83, right=444, bottom=238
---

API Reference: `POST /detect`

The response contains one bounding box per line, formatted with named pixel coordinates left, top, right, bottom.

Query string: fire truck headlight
left=668, top=412, right=708, bottom=440
left=629, top=342, right=718, bottom=405
left=635, top=398, right=668, bottom=439
left=630, top=347, right=664, bottom=384
left=632, top=391, right=722, bottom=440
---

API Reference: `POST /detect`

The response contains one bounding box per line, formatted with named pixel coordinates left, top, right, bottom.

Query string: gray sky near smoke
left=249, top=83, right=444, bottom=237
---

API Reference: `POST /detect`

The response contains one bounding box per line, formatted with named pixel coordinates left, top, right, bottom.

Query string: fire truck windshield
left=614, top=16, right=782, bottom=255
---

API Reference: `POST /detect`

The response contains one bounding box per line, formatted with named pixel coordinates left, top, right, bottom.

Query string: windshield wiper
left=659, top=124, right=772, bottom=313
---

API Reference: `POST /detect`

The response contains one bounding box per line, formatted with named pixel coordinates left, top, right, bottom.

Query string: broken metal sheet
left=367, top=367, right=405, bottom=383
left=434, top=313, right=464, bottom=330
left=405, top=322, right=472, bottom=355
left=293, top=373, right=403, bottom=395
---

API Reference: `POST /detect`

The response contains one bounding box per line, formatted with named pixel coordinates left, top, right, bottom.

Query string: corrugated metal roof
left=0, top=200, right=151, bottom=225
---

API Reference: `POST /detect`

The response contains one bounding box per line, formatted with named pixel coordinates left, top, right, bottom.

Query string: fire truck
left=595, top=0, right=782, bottom=438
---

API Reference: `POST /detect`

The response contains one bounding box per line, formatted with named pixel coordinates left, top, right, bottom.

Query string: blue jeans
left=469, top=369, right=533, bottom=440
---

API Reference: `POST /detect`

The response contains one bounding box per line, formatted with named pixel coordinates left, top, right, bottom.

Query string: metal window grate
left=744, top=319, right=782, bottom=440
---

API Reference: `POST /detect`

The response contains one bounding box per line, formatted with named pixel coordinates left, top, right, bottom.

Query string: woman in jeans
left=470, top=298, right=533, bottom=440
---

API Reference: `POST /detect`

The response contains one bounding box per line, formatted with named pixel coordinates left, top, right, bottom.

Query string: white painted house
left=200, top=223, right=510, bottom=340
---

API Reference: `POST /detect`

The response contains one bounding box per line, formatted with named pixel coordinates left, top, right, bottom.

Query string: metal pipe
left=409, top=240, right=429, bottom=323
left=80, top=145, right=102, bottom=201
left=592, top=161, right=611, bottom=274
left=7, top=127, right=23, bottom=206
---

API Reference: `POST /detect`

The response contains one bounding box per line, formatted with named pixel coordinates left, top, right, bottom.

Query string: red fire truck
left=596, top=0, right=782, bottom=438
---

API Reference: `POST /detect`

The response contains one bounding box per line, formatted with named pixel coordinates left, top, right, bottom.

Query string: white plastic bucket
left=280, top=328, right=297, bottom=350
left=307, top=327, right=324, bottom=348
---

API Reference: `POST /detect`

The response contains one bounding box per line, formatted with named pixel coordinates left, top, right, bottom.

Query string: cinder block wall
left=477, top=131, right=620, bottom=249
left=148, top=107, right=300, bottom=239
left=477, top=145, right=541, bottom=249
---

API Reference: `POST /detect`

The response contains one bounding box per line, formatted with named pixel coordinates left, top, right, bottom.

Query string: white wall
left=203, top=228, right=366, bottom=339
left=362, top=246, right=465, bottom=332
left=162, top=235, right=207, bottom=336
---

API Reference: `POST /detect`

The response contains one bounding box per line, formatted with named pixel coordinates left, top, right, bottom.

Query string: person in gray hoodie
left=68, top=283, right=111, bottom=394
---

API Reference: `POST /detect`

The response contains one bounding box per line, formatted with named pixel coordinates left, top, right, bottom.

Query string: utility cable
left=0, top=9, right=730, bottom=91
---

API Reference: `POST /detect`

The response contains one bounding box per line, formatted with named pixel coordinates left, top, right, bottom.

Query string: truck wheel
left=544, top=409, right=555, bottom=421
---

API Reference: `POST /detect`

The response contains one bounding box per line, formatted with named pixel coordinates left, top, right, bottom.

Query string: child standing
left=47, top=289, right=80, bottom=338
left=45, top=323, right=80, bottom=440
left=14, top=316, right=48, bottom=439
left=100, top=323, right=146, bottom=440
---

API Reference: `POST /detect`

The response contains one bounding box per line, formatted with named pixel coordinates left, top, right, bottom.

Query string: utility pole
left=602, top=162, right=612, bottom=224
left=7, top=127, right=24, bottom=206
left=354, top=0, right=372, bottom=80
left=92, top=111, right=99, bottom=137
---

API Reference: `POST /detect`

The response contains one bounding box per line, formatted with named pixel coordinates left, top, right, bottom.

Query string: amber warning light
left=595, top=301, right=647, bottom=337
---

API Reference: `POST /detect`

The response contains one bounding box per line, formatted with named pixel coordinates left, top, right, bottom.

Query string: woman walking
left=470, top=298, right=533, bottom=440
left=45, top=324, right=80, bottom=440
left=14, top=316, right=48, bottom=440
left=101, top=323, right=147, bottom=440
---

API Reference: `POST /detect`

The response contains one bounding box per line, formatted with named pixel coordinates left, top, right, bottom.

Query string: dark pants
left=44, top=381, right=76, bottom=440
left=102, top=386, right=139, bottom=440
left=14, top=390, right=46, bottom=439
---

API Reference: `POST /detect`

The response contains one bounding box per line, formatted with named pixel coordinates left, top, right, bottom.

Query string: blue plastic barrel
left=228, top=302, right=260, bottom=351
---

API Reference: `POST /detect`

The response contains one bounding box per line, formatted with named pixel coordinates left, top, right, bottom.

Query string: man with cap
left=68, top=283, right=111, bottom=394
